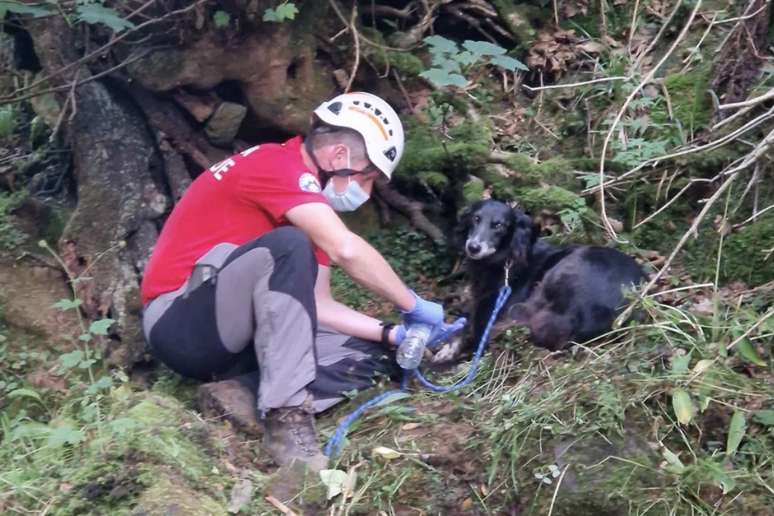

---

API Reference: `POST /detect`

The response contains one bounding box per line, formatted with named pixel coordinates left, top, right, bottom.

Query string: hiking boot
left=197, top=379, right=262, bottom=437
left=263, top=399, right=328, bottom=472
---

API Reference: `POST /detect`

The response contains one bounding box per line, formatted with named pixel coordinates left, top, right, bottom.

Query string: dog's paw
left=430, top=335, right=464, bottom=364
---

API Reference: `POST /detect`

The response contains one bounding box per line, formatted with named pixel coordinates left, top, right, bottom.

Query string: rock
left=0, top=258, right=80, bottom=343
left=132, top=471, right=226, bottom=516
left=172, top=90, right=218, bottom=123
left=205, top=102, right=247, bottom=146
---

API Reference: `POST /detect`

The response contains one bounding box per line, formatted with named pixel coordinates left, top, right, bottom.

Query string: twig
left=547, top=465, right=570, bottom=516
left=598, top=0, right=702, bottom=240
left=552, top=0, right=559, bottom=25
left=521, top=75, right=628, bottom=92
left=632, top=0, right=683, bottom=71
left=586, top=104, right=774, bottom=195
left=392, top=69, right=416, bottom=114
left=681, top=11, right=718, bottom=71
left=345, top=2, right=360, bottom=93
left=627, top=0, right=641, bottom=52
left=633, top=179, right=712, bottom=229
left=718, top=87, right=774, bottom=110
left=732, top=203, right=774, bottom=230
left=1, top=1, right=205, bottom=103
left=727, top=308, right=774, bottom=350
left=374, top=178, right=446, bottom=244
left=328, top=0, right=419, bottom=52
left=49, top=68, right=80, bottom=142
left=619, top=124, right=774, bottom=321
left=714, top=2, right=768, bottom=25
left=265, top=495, right=299, bottom=516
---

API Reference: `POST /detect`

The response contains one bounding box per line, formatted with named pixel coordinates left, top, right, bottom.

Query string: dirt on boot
left=263, top=399, right=328, bottom=472
left=196, top=379, right=262, bottom=437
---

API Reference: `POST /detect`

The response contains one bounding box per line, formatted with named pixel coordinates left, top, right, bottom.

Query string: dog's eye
left=492, top=222, right=502, bottom=229
left=473, top=215, right=481, bottom=224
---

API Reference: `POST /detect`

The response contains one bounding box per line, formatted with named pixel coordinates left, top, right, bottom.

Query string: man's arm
left=286, top=202, right=415, bottom=311
left=314, top=266, right=399, bottom=344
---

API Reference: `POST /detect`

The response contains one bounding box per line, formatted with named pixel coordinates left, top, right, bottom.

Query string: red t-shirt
left=141, top=136, right=329, bottom=305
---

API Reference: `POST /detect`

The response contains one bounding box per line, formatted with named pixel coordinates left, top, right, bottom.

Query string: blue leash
left=324, top=284, right=513, bottom=457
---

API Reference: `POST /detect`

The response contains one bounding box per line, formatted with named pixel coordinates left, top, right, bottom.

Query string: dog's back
left=512, top=246, right=645, bottom=349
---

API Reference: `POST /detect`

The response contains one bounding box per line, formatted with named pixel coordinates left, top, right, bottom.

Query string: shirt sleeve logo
left=298, top=172, right=321, bottom=193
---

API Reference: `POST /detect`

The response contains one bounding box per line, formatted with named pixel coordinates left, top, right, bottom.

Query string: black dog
left=454, top=199, right=645, bottom=352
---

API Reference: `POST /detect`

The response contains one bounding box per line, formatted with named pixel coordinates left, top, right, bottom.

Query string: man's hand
left=401, top=292, right=443, bottom=327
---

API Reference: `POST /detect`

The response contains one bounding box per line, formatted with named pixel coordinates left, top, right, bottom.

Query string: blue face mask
left=323, top=176, right=370, bottom=212
left=321, top=147, right=371, bottom=212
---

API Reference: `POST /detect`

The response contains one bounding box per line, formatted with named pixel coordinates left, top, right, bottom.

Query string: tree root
left=374, top=178, right=446, bottom=245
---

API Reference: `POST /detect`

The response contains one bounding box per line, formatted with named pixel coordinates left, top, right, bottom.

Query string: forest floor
left=1, top=222, right=773, bottom=515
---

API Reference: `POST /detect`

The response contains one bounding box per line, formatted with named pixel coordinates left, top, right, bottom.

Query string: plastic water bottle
left=396, top=323, right=432, bottom=369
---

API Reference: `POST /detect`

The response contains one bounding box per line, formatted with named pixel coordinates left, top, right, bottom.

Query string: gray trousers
left=143, top=227, right=396, bottom=413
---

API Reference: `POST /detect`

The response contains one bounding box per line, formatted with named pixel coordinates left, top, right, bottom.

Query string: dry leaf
left=401, top=423, right=421, bottom=431
left=371, top=446, right=401, bottom=460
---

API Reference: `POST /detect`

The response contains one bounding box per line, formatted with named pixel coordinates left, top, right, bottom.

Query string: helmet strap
left=304, top=127, right=368, bottom=185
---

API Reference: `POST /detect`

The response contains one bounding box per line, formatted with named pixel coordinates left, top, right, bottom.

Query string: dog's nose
left=467, top=242, right=481, bottom=255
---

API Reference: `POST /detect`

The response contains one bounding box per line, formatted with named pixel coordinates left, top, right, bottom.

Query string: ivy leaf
left=0, top=1, right=52, bottom=18
left=453, top=50, right=478, bottom=67
left=725, top=411, right=746, bottom=456
left=420, top=68, right=468, bottom=88
left=263, top=2, right=298, bottom=23
left=213, top=10, right=230, bottom=28
left=672, top=388, right=696, bottom=425
left=423, top=35, right=459, bottom=54
left=752, top=410, right=774, bottom=426
left=76, top=4, right=135, bottom=33
left=489, top=54, right=529, bottom=72
left=463, top=40, right=507, bottom=58
left=60, top=350, right=84, bottom=371
left=89, top=318, right=115, bottom=336
left=47, top=425, right=84, bottom=448
left=52, top=298, right=82, bottom=311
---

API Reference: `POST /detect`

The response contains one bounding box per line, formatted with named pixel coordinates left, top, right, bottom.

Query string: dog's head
left=457, top=200, right=538, bottom=265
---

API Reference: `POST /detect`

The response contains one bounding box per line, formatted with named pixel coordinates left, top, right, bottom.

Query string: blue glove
left=401, top=291, right=444, bottom=327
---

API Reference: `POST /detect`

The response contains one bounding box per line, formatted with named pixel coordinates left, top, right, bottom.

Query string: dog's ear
left=510, top=209, right=536, bottom=267
left=453, top=202, right=477, bottom=251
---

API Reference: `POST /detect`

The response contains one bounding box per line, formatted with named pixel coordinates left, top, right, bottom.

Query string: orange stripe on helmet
left=347, top=105, right=389, bottom=140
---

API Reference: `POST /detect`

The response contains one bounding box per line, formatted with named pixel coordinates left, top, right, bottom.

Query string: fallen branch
left=521, top=75, right=628, bottom=92
left=718, top=87, right=774, bottom=110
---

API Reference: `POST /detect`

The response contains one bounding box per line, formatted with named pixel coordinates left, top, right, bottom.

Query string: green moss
left=687, top=212, right=774, bottom=286
left=396, top=118, right=492, bottom=181
left=516, top=184, right=586, bottom=213
left=490, top=1, right=542, bottom=46
left=656, top=67, right=712, bottom=133
left=505, top=154, right=576, bottom=187
left=371, top=50, right=425, bottom=76
left=418, top=170, right=450, bottom=191
left=462, top=176, right=485, bottom=203
left=133, top=470, right=226, bottom=515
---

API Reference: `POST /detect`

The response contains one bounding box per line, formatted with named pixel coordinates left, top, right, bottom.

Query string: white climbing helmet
left=313, top=92, right=405, bottom=180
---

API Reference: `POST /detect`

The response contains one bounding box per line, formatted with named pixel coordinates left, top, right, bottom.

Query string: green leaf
left=47, top=425, right=84, bottom=448
left=108, top=417, right=140, bottom=436
left=0, top=1, right=52, bottom=17
left=76, top=4, right=135, bottom=33
left=373, top=391, right=410, bottom=407
left=726, top=411, right=746, bottom=456
left=423, top=35, right=459, bottom=54
left=661, top=446, right=685, bottom=474
left=463, top=40, right=507, bottom=57
left=79, top=333, right=93, bottom=342
left=52, top=298, right=83, bottom=311
left=736, top=338, right=766, bottom=366
left=213, top=10, right=230, bottom=28
left=453, top=50, right=478, bottom=67
left=489, top=54, right=529, bottom=72
left=89, top=318, right=115, bottom=336
left=7, top=387, right=43, bottom=403
left=319, top=469, right=348, bottom=500
left=60, top=350, right=84, bottom=371
left=672, top=388, right=696, bottom=425
left=263, top=2, right=298, bottom=23
left=0, top=105, right=16, bottom=138
left=420, top=68, right=468, bottom=88
left=670, top=353, right=691, bottom=374
left=752, top=410, right=774, bottom=426
left=85, top=376, right=113, bottom=395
